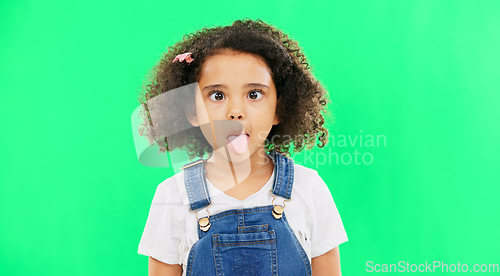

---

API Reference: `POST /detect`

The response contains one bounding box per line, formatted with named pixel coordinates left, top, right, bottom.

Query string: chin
left=226, top=147, right=252, bottom=164
left=210, top=146, right=250, bottom=163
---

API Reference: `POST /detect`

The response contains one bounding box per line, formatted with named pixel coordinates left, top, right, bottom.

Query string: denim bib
left=182, top=150, right=312, bottom=276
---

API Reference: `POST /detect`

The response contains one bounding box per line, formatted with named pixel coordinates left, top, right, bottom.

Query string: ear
left=273, top=113, right=280, bottom=125
left=273, top=97, right=281, bottom=125
left=185, top=110, right=200, bottom=127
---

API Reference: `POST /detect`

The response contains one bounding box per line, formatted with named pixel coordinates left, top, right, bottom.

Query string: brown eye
left=209, top=91, right=225, bottom=101
left=248, top=90, right=263, bottom=100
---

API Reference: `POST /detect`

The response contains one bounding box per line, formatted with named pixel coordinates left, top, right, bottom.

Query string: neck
left=205, top=146, right=273, bottom=191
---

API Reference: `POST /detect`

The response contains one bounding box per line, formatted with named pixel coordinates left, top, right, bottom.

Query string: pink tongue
left=227, top=135, right=249, bottom=154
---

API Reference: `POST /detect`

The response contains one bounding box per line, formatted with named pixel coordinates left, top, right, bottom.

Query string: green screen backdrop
left=1, top=0, right=499, bottom=275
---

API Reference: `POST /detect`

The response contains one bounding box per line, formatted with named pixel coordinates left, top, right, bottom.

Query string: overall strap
left=182, top=159, right=211, bottom=211
left=268, top=150, right=294, bottom=199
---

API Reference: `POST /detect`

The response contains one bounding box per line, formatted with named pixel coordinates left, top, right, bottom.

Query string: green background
left=1, top=0, right=499, bottom=275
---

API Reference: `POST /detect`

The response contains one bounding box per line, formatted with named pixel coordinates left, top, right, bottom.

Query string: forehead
left=199, top=52, right=273, bottom=85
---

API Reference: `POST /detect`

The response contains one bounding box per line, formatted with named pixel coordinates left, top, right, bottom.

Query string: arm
left=149, top=257, right=182, bottom=276
left=311, top=247, right=342, bottom=276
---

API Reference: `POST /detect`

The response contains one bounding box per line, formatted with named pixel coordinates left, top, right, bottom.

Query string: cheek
left=251, top=104, right=277, bottom=138
left=262, top=100, right=278, bottom=121
left=194, top=92, right=210, bottom=124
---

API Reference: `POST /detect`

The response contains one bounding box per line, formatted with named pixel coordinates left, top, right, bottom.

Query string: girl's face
left=190, top=51, right=280, bottom=163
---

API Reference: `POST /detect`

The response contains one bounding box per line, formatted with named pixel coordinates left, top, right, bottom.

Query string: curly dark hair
left=136, top=19, right=330, bottom=159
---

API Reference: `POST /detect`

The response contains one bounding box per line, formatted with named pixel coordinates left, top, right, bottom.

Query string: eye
left=208, top=90, right=225, bottom=101
left=248, top=89, right=264, bottom=100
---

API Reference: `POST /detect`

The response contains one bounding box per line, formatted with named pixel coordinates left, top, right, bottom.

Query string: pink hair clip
left=172, top=52, right=194, bottom=64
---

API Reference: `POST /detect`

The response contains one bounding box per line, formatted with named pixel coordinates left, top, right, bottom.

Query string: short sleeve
left=138, top=182, right=184, bottom=265
left=310, top=171, right=348, bottom=258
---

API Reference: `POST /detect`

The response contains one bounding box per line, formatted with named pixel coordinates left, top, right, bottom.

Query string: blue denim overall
left=181, top=150, right=312, bottom=276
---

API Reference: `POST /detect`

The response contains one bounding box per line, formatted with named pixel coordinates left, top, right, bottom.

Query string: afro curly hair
left=137, top=19, right=330, bottom=159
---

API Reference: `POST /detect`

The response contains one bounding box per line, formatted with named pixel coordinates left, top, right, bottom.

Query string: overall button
left=272, top=205, right=284, bottom=219
left=199, top=217, right=211, bottom=231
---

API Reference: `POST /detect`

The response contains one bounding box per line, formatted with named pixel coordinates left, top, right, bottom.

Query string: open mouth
left=227, top=129, right=250, bottom=137
left=226, top=130, right=250, bottom=154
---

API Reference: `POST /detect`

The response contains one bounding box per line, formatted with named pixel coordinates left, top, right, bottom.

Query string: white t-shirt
left=138, top=163, right=348, bottom=274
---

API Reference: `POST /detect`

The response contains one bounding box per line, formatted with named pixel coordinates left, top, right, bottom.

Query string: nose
left=227, top=100, right=245, bottom=120
left=228, top=109, right=245, bottom=120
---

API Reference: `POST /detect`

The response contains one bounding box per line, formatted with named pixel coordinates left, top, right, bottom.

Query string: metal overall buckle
left=190, top=203, right=211, bottom=232
left=269, top=190, right=290, bottom=219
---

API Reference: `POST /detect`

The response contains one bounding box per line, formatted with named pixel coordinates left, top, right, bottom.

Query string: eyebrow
left=202, top=83, right=269, bottom=91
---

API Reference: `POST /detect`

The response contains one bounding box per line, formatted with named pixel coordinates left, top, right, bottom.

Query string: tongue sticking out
left=227, top=134, right=249, bottom=154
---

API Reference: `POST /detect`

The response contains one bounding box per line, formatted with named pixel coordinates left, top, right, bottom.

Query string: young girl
left=136, top=19, right=348, bottom=275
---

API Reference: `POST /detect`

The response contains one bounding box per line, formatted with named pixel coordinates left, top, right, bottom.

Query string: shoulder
left=153, top=170, right=189, bottom=207
left=293, top=163, right=320, bottom=179
left=292, top=163, right=327, bottom=191
left=292, top=163, right=337, bottom=207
